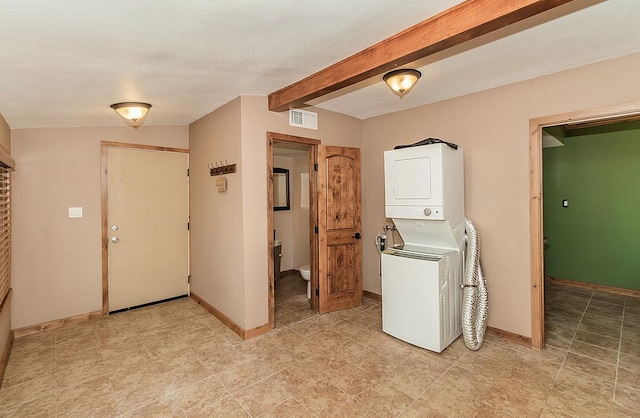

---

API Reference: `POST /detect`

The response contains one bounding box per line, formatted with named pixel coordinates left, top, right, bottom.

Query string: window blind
left=0, top=163, right=11, bottom=305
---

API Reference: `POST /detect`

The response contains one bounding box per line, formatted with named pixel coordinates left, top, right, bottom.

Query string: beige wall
left=189, top=98, right=246, bottom=327
left=11, top=126, right=188, bottom=329
left=291, top=155, right=310, bottom=269
left=362, top=52, right=640, bottom=337
left=273, top=156, right=294, bottom=271
left=272, top=155, right=311, bottom=272
left=190, top=95, right=361, bottom=330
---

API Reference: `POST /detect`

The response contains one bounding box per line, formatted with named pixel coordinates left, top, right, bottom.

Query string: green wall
left=543, top=121, right=640, bottom=291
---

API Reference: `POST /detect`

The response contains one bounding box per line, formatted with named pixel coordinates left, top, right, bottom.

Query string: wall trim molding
left=363, top=290, right=382, bottom=302
left=190, top=292, right=269, bottom=340
left=245, top=322, right=271, bottom=340
left=486, top=326, right=532, bottom=347
left=13, top=310, right=102, bottom=339
left=0, top=330, right=13, bottom=389
left=546, top=276, right=640, bottom=298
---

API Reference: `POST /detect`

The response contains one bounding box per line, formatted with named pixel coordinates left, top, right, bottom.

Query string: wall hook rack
left=208, top=160, right=237, bottom=176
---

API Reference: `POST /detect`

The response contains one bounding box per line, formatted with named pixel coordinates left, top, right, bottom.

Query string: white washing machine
left=381, top=246, right=462, bottom=353
left=381, top=142, right=465, bottom=352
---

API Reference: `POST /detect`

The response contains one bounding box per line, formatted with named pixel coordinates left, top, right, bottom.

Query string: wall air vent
left=289, top=109, right=318, bottom=130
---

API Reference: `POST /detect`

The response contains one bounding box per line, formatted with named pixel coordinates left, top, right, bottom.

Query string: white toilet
left=300, top=264, right=311, bottom=299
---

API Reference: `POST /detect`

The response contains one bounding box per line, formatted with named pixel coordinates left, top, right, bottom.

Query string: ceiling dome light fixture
left=110, top=102, right=152, bottom=129
left=383, top=69, right=421, bottom=98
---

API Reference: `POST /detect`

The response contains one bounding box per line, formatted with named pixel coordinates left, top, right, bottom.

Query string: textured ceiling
left=1, top=0, right=639, bottom=129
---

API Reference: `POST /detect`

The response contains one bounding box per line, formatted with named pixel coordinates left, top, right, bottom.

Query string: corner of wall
left=189, top=97, right=248, bottom=328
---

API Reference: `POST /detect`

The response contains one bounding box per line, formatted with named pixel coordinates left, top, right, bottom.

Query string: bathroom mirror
left=273, top=168, right=290, bottom=211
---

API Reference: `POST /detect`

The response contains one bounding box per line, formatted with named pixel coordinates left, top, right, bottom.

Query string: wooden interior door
left=317, top=145, right=362, bottom=313
left=107, top=146, right=189, bottom=312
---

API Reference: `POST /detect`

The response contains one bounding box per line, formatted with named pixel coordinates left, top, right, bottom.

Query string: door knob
left=353, top=232, right=362, bottom=240
left=111, top=237, right=119, bottom=243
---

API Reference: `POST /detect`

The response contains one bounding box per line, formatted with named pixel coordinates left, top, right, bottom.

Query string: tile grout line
left=123, top=308, right=211, bottom=417
left=554, top=288, right=593, bottom=381
left=613, top=302, right=625, bottom=403
left=95, top=317, right=130, bottom=417
left=127, top=315, right=160, bottom=416
left=120, top=312, right=173, bottom=416
left=404, top=349, right=469, bottom=414
left=217, top=359, right=287, bottom=416
left=93, top=323, right=123, bottom=418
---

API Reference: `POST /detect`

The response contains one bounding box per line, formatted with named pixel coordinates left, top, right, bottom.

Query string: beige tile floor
left=0, top=274, right=639, bottom=417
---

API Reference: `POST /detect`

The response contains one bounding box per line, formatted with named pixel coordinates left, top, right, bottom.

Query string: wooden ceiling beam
left=268, top=0, right=573, bottom=112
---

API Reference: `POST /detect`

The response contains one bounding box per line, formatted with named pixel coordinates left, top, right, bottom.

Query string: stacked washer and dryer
left=381, top=141, right=476, bottom=353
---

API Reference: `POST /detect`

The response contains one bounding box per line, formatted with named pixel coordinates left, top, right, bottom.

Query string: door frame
left=100, top=141, right=190, bottom=315
left=266, top=132, right=320, bottom=330
left=529, top=101, right=640, bottom=349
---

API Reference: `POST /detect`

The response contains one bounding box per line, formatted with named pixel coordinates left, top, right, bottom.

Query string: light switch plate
left=69, top=207, right=83, bottom=218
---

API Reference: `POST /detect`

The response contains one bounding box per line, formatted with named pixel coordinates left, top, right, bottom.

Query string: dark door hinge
left=314, top=226, right=319, bottom=234
left=187, top=169, right=190, bottom=176
left=315, top=288, right=319, bottom=297
left=187, top=222, right=190, bottom=230
left=313, top=163, right=318, bottom=171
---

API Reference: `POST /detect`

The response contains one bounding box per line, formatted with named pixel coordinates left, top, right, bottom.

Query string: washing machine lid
left=391, top=218, right=465, bottom=253
left=385, top=244, right=456, bottom=261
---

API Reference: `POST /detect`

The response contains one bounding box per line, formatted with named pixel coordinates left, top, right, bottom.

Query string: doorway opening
left=267, top=132, right=320, bottom=330
left=529, top=101, right=640, bottom=349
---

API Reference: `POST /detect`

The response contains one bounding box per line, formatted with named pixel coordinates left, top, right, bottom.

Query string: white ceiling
left=1, top=0, right=639, bottom=129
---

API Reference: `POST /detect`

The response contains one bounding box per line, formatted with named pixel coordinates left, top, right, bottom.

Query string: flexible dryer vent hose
left=462, top=217, right=489, bottom=350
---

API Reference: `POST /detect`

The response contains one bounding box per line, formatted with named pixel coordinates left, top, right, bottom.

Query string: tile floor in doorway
left=274, top=272, right=318, bottom=328
left=1, top=275, right=639, bottom=417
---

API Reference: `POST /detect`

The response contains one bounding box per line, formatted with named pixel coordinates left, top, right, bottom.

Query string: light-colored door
left=317, top=145, right=362, bottom=313
left=107, top=147, right=189, bottom=312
